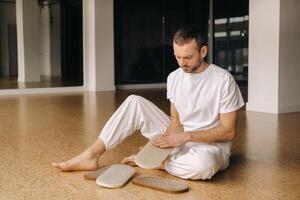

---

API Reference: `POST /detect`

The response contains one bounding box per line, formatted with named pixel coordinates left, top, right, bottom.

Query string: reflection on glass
left=213, top=0, right=249, bottom=89
left=0, top=0, right=83, bottom=90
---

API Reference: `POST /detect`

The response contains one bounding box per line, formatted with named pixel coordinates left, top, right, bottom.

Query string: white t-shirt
left=167, top=64, right=244, bottom=154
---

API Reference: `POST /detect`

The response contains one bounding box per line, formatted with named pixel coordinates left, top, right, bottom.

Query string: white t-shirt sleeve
left=219, top=74, right=245, bottom=113
left=167, top=74, right=174, bottom=103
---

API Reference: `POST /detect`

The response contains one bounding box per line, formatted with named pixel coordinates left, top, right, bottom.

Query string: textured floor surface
left=0, top=89, right=299, bottom=200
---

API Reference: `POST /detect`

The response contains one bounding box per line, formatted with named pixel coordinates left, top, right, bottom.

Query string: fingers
left=157, top=143, right=171, bottom=148
left=162, top=131, right=171, bottom=136
left=153, top=135, right=165, bottom=144
left=153, top=135, right=174, bottom=148
left=153, top=139, right=171, bottom=148
left=153, top=137, right=163, bottom=146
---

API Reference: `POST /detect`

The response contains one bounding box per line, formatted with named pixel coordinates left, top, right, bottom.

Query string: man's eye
left=176, top=56, right=192, bottom=60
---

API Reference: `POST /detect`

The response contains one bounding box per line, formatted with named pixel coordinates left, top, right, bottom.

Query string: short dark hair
left=173, top=25, right=207, bottom=51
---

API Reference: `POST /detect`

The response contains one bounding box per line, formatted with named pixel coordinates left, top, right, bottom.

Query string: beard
left=181, top=60, right=202, bottom=73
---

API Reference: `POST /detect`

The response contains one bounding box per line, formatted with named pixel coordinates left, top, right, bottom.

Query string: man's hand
left=153, top=131, right=190, bottom=148
left=154, top=102, right=188, bottom=148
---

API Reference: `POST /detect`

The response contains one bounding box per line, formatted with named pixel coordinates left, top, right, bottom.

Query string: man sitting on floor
left=52, top=25, right=244, bottom=180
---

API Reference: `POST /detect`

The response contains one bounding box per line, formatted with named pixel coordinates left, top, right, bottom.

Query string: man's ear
left=200, top=46, right=208, bottom=59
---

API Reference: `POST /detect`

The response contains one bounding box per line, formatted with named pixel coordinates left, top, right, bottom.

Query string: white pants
left=99, top=95, right=229, bottom=180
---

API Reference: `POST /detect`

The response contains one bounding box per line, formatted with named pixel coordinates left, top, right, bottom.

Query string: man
left=52, top=25, right=244, bottom=180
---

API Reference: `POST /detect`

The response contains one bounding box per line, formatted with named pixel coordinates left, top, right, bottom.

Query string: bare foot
left=52, top=139, right=106, bottom=172
left=121, top=155, right=137, bottom=166
left=121, top=146, right=144, bottom=166
left=52, top=151, right=99, bottom=172
left=121, top=153, right=166, bottom=171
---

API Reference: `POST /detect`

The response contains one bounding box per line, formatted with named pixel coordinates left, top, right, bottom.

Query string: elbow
left=226, top=129, right=236, bottom=142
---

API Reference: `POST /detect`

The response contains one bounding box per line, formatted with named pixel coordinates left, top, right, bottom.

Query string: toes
left=52, top=162, right=67, bottom=171
left=52, top=162, right=60, bottom=168
left=121, top=157, right=129, bottom=164
left=122, top=155, right=136, bottom=165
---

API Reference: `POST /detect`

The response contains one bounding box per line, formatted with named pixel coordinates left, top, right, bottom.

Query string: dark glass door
left=60, top=0, right=83, bottom=85
left=115, top=0, right=163, bottom=84
left=114, top=0, right=209, bottom=85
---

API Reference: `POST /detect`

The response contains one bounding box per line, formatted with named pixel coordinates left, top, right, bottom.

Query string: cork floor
left=0, top=89, right=299, bottom=200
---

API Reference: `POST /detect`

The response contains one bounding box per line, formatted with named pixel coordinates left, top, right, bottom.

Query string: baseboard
left=246, top=102, right=278, bottom=113
left=278, top=103, right=300, bottom=113
left=116, top=83, right=166, bottom=90
left=246, top=102, right=300, bottom=113
left=96, top=85, right=116, bottom=91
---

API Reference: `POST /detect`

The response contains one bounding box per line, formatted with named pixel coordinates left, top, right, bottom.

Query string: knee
left=126, top=94, right=144, bottom=102
left=126, top=94, right=138, bottom=101
left=189, top=153, right=223, bottom=180
left=165, top=151, right=224, bottom=180
left=123, top=95, right=139, bottom=106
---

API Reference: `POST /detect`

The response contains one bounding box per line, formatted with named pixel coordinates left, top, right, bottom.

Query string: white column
left=16, top=0, right=41, bottom=82
left=16, top=0, right=25, bottom=81
left=247, top=0, right=280, bottom=113
left=83, top=0, right=115, bottom=91
left=92, top=0, right=115, bottom=91
left=83, top=0, right=96, bottom=91
left=247, top=0, right=300, bottom=113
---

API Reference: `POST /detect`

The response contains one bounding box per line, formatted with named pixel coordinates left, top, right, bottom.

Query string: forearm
left=167, top=103, right=183, bottom=132
left=185, top=125, right=236, bottom=144
left=154, top=123, right=236, bottom=148
left=155, top=109, right=238, bottom=148
left=167, top=122, right=183, bottom=130
left=165, top=123, right=183, bottom=134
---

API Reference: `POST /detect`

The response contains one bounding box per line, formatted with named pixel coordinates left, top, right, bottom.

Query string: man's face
left=173, top=39, right=205, bottom=73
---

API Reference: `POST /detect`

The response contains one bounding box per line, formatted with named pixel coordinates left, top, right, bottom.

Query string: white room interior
left=0, top=0, right=299, bottom=199
left=0, top=0, right=299, bottom=114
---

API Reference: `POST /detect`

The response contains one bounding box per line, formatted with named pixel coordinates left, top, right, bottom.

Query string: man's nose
left=178, top=58, right=186, bottom=66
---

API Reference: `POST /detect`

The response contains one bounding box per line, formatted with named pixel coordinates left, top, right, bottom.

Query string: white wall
left=247, top=0, right=280, bottom=113
left=83, top=0, right=96, bottom=90
left=0, top=3, right=16, bottom=76
left=278, top=0, right=300, bottom=112
left=16, top=0, right=41, bottom=82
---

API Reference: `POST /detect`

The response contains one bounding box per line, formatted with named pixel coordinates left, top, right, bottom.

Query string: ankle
left=88, top=147, right=105, bottom=159
left=82, top=139, right=106, bottom=160
left=83, top=148, right=100, bottom=160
